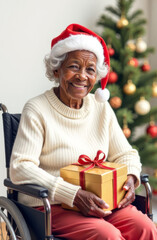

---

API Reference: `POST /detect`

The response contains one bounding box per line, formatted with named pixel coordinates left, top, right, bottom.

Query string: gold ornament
left=136, top=38, right=147, bottom=53
left=154, top=169, right=157, bottom=177
left=123, top=80, right=136, bottom=95
left=126, top=41, right=136, bottom=51
left=117, top=15, right=129, bottom=28
left=134, top=97, right=151, bottom=115
left=152, top=82, right=157, bottom=97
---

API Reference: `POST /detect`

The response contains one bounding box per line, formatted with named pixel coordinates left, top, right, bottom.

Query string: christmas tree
left=92, top=0, right=157, bottom=191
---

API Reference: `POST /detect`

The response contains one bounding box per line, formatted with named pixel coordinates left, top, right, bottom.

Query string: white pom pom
left=95, top=88, right=110, bottom=102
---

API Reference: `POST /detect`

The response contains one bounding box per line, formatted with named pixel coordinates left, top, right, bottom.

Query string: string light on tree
left=136, top=38, right=147, bottom=53
left=123, top=80, right=136, bottom=95
left=134, top=96, right=151, bottom=115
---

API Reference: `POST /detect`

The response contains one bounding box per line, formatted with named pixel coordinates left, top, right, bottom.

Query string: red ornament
left=108, top=71, right=118, bottom=83
left=108, top=47, right=115, bottom=56
left=141, top=63, right=151, bottom=72
left=146, top=123, right=157, bottom=138
left=152, top=189, right=157, bottom=195
left=128, top=58, right=139, bottom=67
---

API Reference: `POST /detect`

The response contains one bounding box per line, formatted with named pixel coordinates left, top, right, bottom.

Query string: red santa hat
left=51, top=23, right=110, bottom=102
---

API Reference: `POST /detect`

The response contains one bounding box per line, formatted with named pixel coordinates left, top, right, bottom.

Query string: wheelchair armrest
left=4, top=178, right=48, bottom=199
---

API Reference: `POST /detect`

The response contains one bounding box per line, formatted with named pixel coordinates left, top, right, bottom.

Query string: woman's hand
left=118, top=174, right=136, bottom=209
left=73, top=189, right=112, bottom=218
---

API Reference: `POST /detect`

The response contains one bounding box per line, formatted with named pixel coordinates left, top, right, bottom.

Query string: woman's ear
left=54, top=70, right=59, bottom=78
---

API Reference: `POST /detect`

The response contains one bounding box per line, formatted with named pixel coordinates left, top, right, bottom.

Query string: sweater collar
left=45, top=88, right=90, bottom=119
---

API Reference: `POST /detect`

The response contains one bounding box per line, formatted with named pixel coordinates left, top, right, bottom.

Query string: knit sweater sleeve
left=10, top=103, right=80, bottom=207
left=107, top=103, right=142, bottom=188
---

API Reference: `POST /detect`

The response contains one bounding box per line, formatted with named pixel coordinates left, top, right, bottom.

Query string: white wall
left=0, top=0, right=155, bottom=197
left=148, top=0, right=157, bottom=70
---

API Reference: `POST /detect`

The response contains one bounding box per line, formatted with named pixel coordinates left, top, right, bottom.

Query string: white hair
left=44, top=53, right=67, bottom=83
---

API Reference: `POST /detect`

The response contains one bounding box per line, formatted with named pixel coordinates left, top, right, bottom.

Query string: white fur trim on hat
left=51, top=34, right=105, bottom=66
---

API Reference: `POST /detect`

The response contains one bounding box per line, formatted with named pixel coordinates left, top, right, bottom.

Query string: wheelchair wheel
left=0, top=196, right=31, bottom=240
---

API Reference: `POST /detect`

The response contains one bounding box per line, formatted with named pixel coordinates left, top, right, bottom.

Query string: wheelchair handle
left=140, top=174, right=149, bottom=183
left=0, top=103, right=8, bottom=113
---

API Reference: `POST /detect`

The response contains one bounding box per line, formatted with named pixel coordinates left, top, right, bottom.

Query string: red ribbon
left=75, top=150, right=117, bottom=208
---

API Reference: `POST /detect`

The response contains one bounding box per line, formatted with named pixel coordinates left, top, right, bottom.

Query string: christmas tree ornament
left=117, top=15, right=129, bottom=28
left=128, top=58, right=139, bottom=67
left=154, top=169, right=157, bottom=177
left=109, top=96, right=122, bottom=109
left=152, top=189, right=157, bottom=195
left=123, top=126, right=131, bottom=138
left=123, top=80, right=136, bottom=95
left=126, top=41, right=136, bottom=51
left=108, top=71, right=118, bottom=84
left=108, top=46, right=115, bottom=56
left=122, top=116, right=131, bottom=138
left=141, top=61, right=151, bottom=72
left=152, top=81, right=157, bottom=97
left=146, top=121, right=157, bottom=138
left=136, top=38, right=147, bottom=53
left=134, top=97, right=151, bottom=115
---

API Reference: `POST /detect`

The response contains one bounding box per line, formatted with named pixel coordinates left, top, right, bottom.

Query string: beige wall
left=0, top=0, right=155, bottom=196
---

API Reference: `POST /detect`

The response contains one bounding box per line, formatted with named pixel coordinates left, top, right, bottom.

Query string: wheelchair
left=0, top=103, right=153, bottom=240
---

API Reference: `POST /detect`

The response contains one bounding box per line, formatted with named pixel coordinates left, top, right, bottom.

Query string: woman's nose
left=76, top=69, right=87, bottom=80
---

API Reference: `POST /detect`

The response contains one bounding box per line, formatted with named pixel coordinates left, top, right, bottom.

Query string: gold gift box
left=60, top=162, right=127, bottom=211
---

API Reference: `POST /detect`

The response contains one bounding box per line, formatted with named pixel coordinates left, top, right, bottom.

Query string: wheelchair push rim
left=0, top=196, right=31, bottom=240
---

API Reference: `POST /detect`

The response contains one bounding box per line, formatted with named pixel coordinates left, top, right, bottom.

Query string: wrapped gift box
left=60, top=162, right=127, bottom=211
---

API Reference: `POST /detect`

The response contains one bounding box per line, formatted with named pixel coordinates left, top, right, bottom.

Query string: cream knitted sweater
left=10, top=88, right=141, bottom=207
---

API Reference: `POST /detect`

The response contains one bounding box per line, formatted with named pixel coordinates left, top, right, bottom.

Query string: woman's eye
left=87, top=67, right=95, bottom=72
left=68, top=65, right=79, bottom=69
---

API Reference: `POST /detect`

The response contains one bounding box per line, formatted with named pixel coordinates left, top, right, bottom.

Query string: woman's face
left=55, top=50, right=97, bottom=108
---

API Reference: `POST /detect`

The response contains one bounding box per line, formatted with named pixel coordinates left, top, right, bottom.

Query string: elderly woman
left=10, top=24, right=157, bottom=239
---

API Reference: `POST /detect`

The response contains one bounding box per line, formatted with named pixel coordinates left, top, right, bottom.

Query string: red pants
left=37, top=204, right=157, bottom=240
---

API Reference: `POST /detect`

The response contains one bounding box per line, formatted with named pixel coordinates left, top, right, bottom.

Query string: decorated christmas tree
left=92, top=0, right=157, bottom=192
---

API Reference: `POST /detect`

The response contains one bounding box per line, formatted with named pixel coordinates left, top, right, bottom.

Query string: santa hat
left=51, top=23, right=110, bottom=102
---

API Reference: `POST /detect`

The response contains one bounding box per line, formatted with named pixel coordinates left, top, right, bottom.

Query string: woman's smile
left=70, top=82, right=88, bottom=89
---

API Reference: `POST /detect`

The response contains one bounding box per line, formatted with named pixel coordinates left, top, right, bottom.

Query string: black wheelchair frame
left=0, top=103, right=153, bottom=240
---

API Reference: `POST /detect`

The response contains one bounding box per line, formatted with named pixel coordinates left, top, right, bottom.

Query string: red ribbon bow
left=75, top=150, right=117, bottom=208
